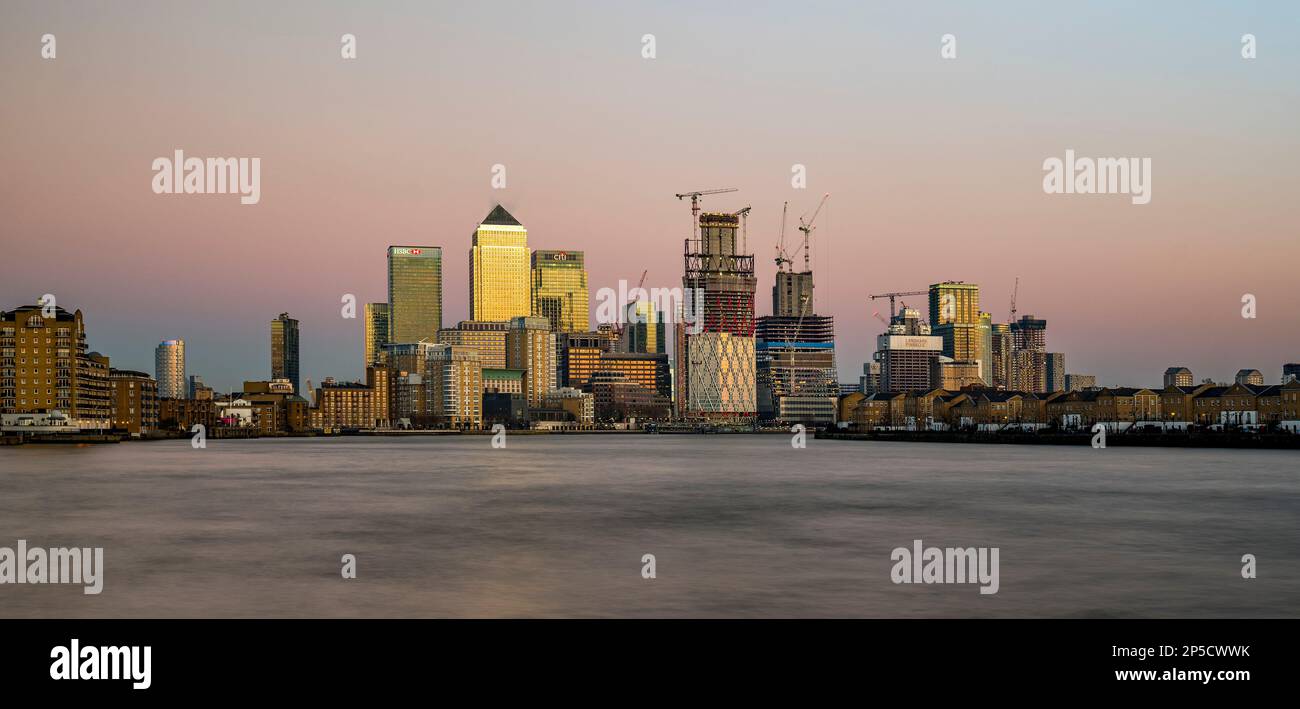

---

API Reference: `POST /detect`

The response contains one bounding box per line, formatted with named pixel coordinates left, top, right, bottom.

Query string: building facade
left=679, top=212, right=757, bottom=420
left=531, top=249, right=588, bottom=333
left=470, top=205, right=531, bottom=322
left=270, top=312, right=300, bottom=394
left=109, top=368, right=159, bottom=435
left=154, top=339, right=186, bottom=400
left=364, top=303, right=389, bottom=367
left=875, top=308, right=942, bottom=393
left=0, top=305, right=111, bottom=428
left=387, top=245, right=443, bottom=344
left=506, top=316, right=556, bottom=406
left=755, top=314, right=838, bottom=425
left=437, top=320, right=508, bottom=369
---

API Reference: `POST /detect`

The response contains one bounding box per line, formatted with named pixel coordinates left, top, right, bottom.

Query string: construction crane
left=791, top=193, right=829, bottom=273
left=733, top=206, right=751, bottom=254
left=773, top=202, right=791, bottom=272
left=675, top=188, right=738, bottom=239
left=869, top=290, right=927, bottom=319
left=1009, top=276, right=1020, bottom=323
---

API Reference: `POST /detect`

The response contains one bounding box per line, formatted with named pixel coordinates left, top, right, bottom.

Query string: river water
left=0, top=435, right=1295, bottom=618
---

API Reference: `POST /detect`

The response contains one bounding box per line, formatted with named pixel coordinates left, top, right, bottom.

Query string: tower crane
left=675, top=188, right=738, bottom=239
left=774, top=201, right=791, bottom=272
left=869, top=290, right=927, bottom=319
left=733, top=206, right=752, bottom=254
left=792, top=193, right=829, bottom=273
left=1009, top=276, right=1020, bottom=323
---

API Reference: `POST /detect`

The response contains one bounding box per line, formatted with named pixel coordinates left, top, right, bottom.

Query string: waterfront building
left=310, top=367, right=389, bottom=430
left=240, top=379, right=310, bottom=433
left=154, top=339, right=186, bottom=400
left=531, top=250, right=588, bottom=332
left=158, top=397, right=218, bottom=433
left=364, top=303, right=389, bottom=367
left=0, top=304, right=118, bottom=428
left=588, top=371, right=671, bottom=421
left=425, top=345, right=482, bottom=428
left=3, top=302, right=116, bottom=428
left=387, top=246, right=443, bottom=344
left=506, top=316, right=556, bottom=406
left=755, top=314, right=838, bottom=426
left=542, top=387, right=595, bottom=425
left=679, top=211, right=757, bottom=421
left=109, top=368, right=159, bottom=435
left=594, top=351, right=672, bottom=399
left=270, top=312, right=300, bottom=394
left=437, top=320, right=508, bottom=370
left=470, top=205, right=531, bottom=322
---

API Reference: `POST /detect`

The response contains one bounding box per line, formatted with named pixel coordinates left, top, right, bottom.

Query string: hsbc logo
left=391, top=247, right=434, bottom=257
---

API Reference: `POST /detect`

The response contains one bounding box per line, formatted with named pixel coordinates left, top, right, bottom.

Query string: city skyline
left=3, top=1, right=1298, bottom=392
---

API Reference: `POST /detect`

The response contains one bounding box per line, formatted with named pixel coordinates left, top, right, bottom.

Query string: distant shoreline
left=816, top=430, right=1300, bottom=450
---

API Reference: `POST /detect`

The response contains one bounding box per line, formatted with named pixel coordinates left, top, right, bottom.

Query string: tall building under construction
left=757, top=266, right=837, bottom=425
left=677, top=212, right=756, bottom=421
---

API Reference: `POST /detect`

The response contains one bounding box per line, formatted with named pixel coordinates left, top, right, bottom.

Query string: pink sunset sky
left=2, top=1, right=1298, bottom=392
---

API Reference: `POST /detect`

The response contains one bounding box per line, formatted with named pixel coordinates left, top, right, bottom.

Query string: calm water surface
left=1, top=436, right=1296, bottom=618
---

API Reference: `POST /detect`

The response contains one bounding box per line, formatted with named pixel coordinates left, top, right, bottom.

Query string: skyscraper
left=929, top=281, right=984, bottom=383
left=387, top=246, right=443, bottom=344
left=506, top=316, right=556, bottom=406
left=773, top=271, right=814, bottom=318
left=155, top=339, right=186, bottom=400
left=364, top=303, right=389, bottom=367
left=990, top=322, right=1013, bottom=389
left=470, top=205, right=531, bottom=322
left=622, top=300, right=665, bottom=354
left=1010, top=314, right=1048, bottom=392
left=874, top=308, right=943, bottom=392
left=679, top=211, right=757, bottom=420
left=757, top=261, right=837, bottom=425
left=270, top=312, right=300, bottom=394
left=531, top=249, right=588, bottom=332
left=1045, top=352, right=1066, bottom=393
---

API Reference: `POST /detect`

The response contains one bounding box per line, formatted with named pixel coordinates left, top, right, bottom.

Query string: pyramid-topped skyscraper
left=470, top=204, right=532, bottom=322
